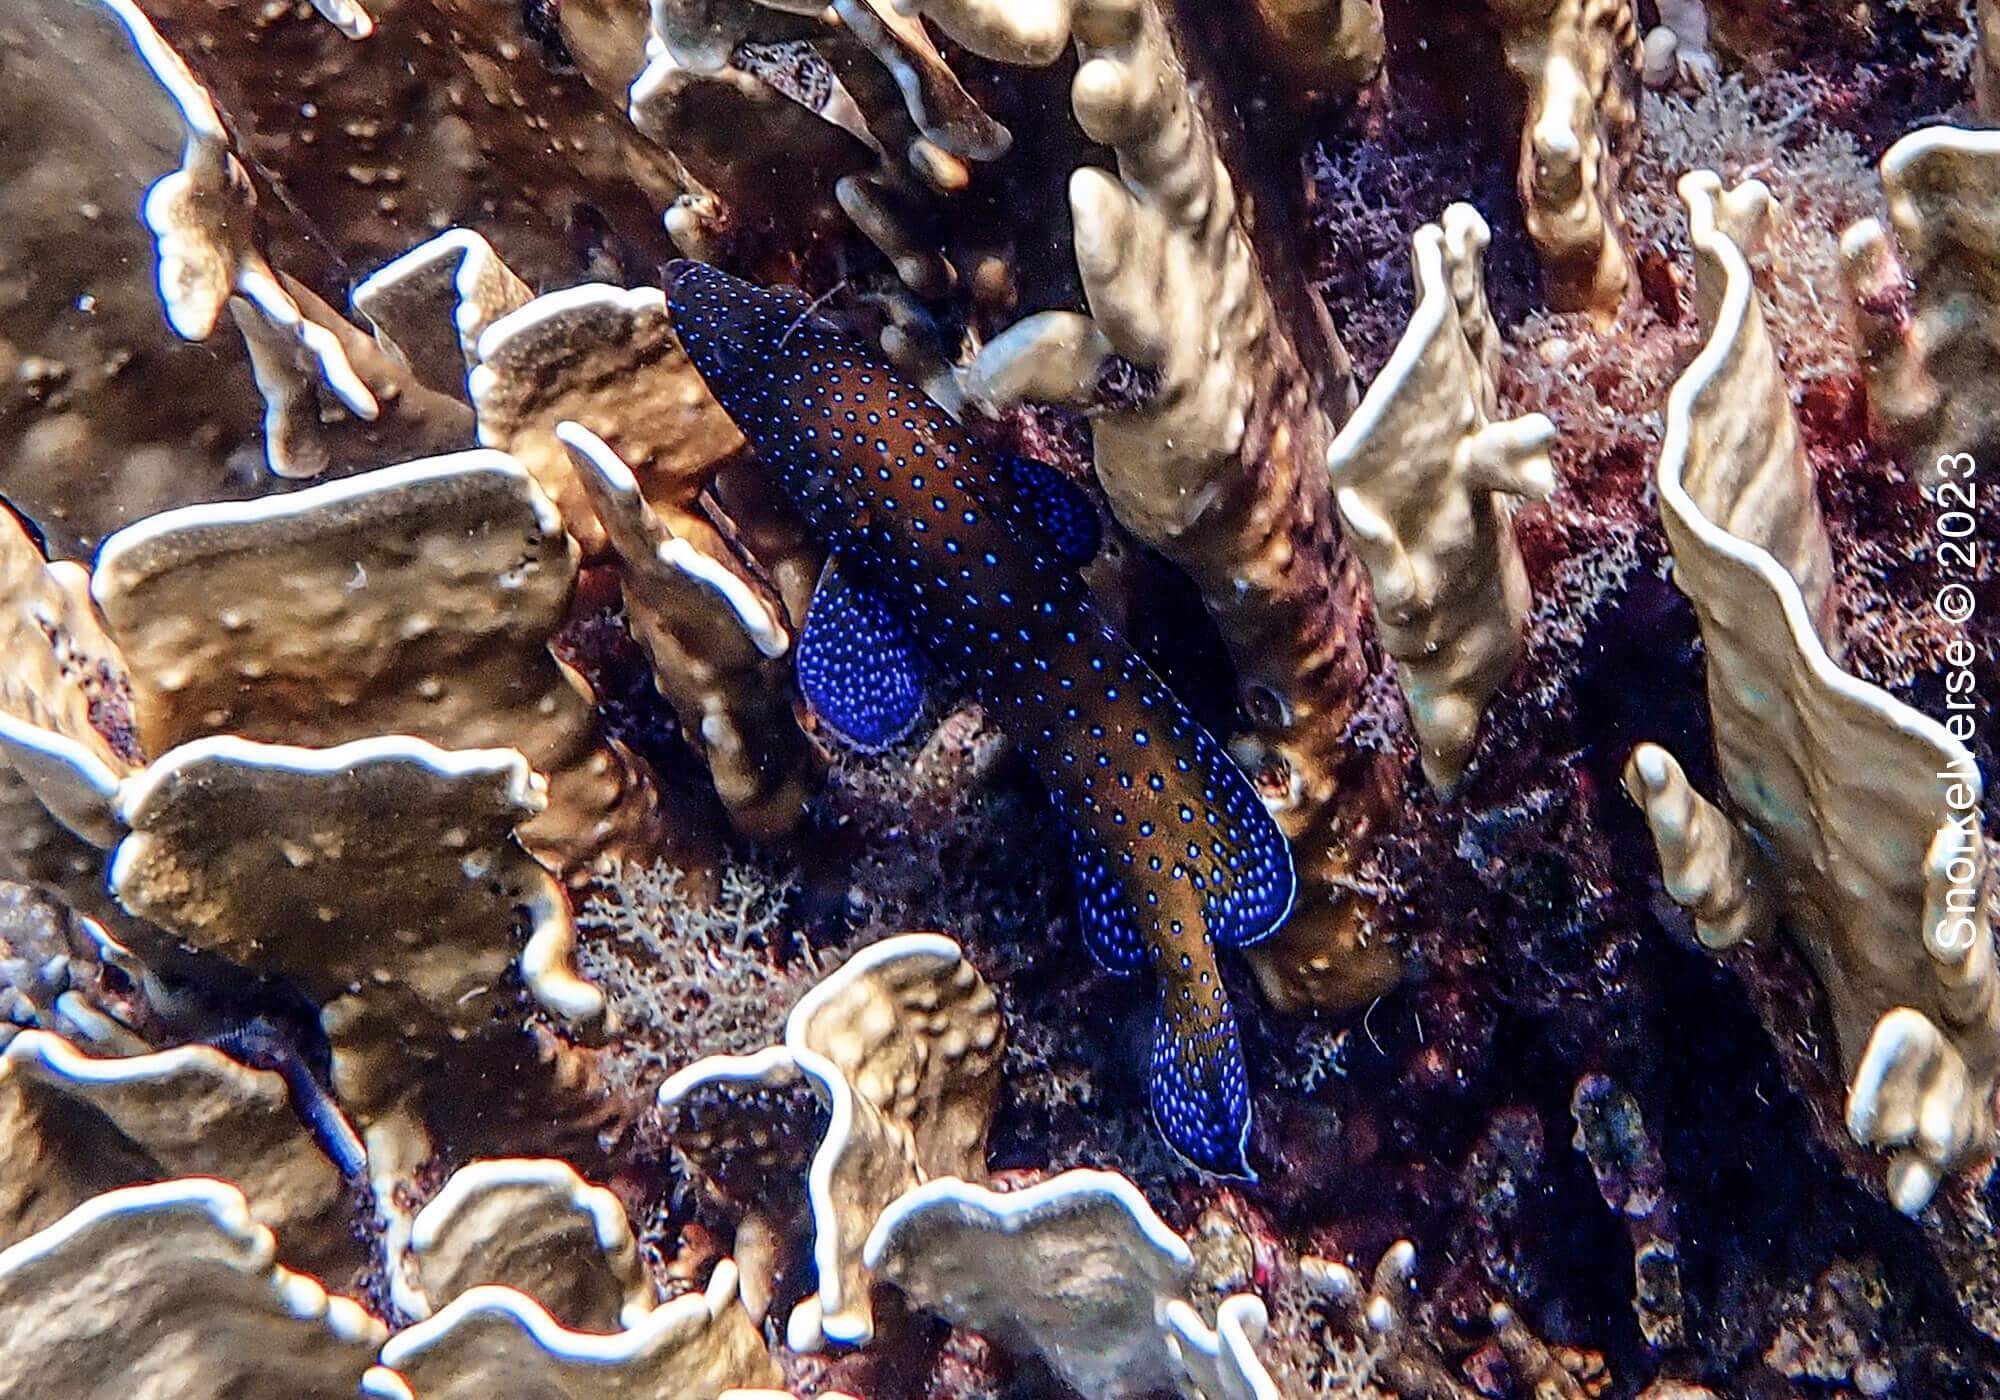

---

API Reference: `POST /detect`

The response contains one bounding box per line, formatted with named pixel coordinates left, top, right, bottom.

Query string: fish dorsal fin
left=1186, top=720, right=1296, bottom=949
left=797, top=552, right=926, bottom=750
left=987, top=453, right=1101, bottom=566
left=1065, top=818, right=1148, bottom=976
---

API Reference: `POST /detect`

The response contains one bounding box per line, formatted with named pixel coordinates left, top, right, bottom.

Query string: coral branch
left=1840, top=127, right=2000, bottom=487
left=1327, top=204, right=1557, bottom=790
left=1621, top=744, right=1776, bottom=951
left=1639, top=169, right=2000, bottom=1212
left=562, top=425, right=820, bottom=842
left=1487, top=0, right=1644, bottom=321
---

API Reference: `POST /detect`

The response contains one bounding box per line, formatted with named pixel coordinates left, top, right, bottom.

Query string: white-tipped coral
left=0, top=507, right=128, bottom=818
left=864, top=1169, right=1283, bottom=1399
left=364, top=1259, right=779, bottom=1400
left=352, top=230, right=535, bottom=401
left=0, top=1029, right=352, bottom=1271
left=99, top=0, right=475, bottom=480
left=401, top=1158, right=655, bottom=1328
left=470, top=285, right=748, bottom=558
left=628, top=27, right=874, bottom=260
left=660, top=933, right=1004, bottom=1352
left=1632, top=171, right=2000, bottom=1214
left=1841, top=126, right=2000, bottom=487
left=0, top=1178, right=386, bottom=1400
left=1621, top=744, right=1776, bottom=952
left=88, top=450, right=660, bottom=879
left=108, top=735, right=600, bottom=1191
left=561, top=424, right=820, bottom=842
left=1327, top=204, right=1557, bottom=790
left=1299, top=1242, right=1476, bottom=1400
left=901, top=0, right=1074, bottom=64
left=1486, top=0, right=1644, bottom=321
left=0, top=509, right=158, bottom=956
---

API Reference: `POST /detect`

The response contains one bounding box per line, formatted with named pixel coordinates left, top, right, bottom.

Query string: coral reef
left=3, top=0, right=2000, bottom=1396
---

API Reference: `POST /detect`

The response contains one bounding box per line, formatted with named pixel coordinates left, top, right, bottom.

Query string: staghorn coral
left=1326, top=204, right=1557, bottom=790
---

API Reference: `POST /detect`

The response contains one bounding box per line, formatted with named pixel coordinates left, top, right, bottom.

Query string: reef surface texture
left=1, top=0, right=1999, bottom=1396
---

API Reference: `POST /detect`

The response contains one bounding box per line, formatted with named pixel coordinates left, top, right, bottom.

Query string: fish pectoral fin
left=1067, top=822, right=1149, bottom=976
left=1149, top=995, right=1256, bottom=1179
left=797, top=552, right=926, bottom=751
left=991, top=453, right=1102, bottom=566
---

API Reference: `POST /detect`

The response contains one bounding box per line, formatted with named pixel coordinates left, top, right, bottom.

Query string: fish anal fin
left=1187, top=722, right=1297, bottom=950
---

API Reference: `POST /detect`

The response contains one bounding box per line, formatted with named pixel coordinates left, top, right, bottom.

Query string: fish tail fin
left=1149, top=992, right=1256, bottom=1180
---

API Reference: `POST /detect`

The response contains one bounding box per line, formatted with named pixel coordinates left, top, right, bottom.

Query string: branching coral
left=467, top=283, right=748, bottom=559
left=1239, top=0, right=1385, bottom=94
left=1326, top=204, right=1557, bottom=790
left=574, top=857, right=815, bottom=1100
left=563, top=425, right=820, bottom=841
left=1486, top=0, right=1644, bottom=321
left=1299, top=1243, right=1474, bottom=1400
left=105, top=0, right=471, bottom=480
left=1629, top=170, right=2000, bottom=1214
left=352, top=229, right=534, bottom=401
left=1570, top=1074, right=1684, bottom=1348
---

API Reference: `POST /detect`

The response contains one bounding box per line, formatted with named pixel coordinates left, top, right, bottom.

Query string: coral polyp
left=1, top=0, right=1997, bottom=1395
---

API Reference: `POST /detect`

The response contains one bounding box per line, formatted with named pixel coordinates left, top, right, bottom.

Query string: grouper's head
left=665, top=259, right=834, bottom=430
